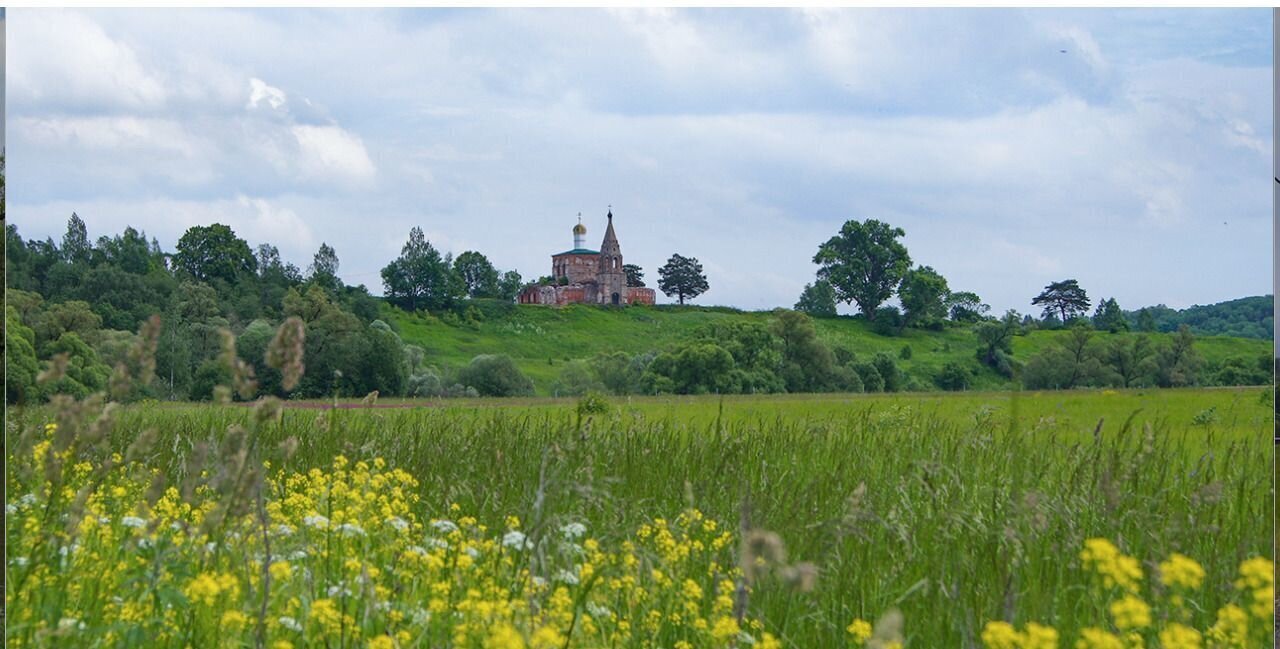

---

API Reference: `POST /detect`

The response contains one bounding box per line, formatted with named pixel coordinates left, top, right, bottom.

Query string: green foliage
left=794, top=279, right=838, bottom=317
left=974, top=312, right=1020, bottom=378
left=934, top=361, right=971, bottom=391
left=623, top=264, right=645, bottom=288
left=457, top=354, right=535, bottom=397
left=454, top=250, right=502, bottom=298
left=1093, top=297, right=1128, bottom=333
left=497, top=270, right=524, bottom=301
left=813, top=219, right=911, bottom=319
left=308, top=242, right=341, bottom=292
left=1127, top=295, right=1273, bottom=339
left=43, top=332, right=111, bottom=398
left=771, top=310, right=837, bottom=393
left=1031, top=279, right=1090, bottom=322
left=6, top=306, right=39, bottom=404
left=1022, top=326, right=1105, bottom=390
left=32, top=300, right=102, bottom=349
left=870, top=306, right=904, bottom=337
left=1155, top=326, right=1202, bottom=388
left=947, top=291, right=989, bottom=322
left=381, top=226, right=464, bottom=312
left=553, top=360, right=604, bottom=397
left=855, top=361, right=884, bottom=392
left=576, top=391, right=612, bottom=417
left=657, top=253, right=709, bottom=305
left=1100, top=334, right=1156, bottom=388
left=172, top=223, right=256, bottom=284
left=899, top=344, right=913, bottom=360
left=898, top=265, right=950, bottom=329
left=872, top=352, right=901, bottom=392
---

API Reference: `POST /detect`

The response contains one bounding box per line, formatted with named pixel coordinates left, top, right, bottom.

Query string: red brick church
left=518, top=210, right=656, bottom=306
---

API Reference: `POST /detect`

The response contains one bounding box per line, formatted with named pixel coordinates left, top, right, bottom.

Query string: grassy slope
left=387, top=304, right=1272, bottom=395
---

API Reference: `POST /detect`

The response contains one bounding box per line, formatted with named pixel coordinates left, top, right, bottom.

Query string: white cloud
left=9, top=9, right=167, bottom=111
left=291, top=125, right=377, bottom=184
left=247, top=78, right=287, bottom=110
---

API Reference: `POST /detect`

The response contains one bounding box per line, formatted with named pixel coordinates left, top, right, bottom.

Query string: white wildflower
left=553, top=569, right=580, bottom=585
left=289, top=550, right=308, bottom=561
left=336, top=523, right=365, bottom=537
left=303, top=514, right=330, bottom=529
left=11, top=557, right=29, bottom=567
left=387, top=517, right=409, bottom=532
left=275, top=524, right=295, bottom=536
left=278, top=616, right=303, bottom=632
left=121, top=516, right=147, bottom=529
left=561, top=522, right=588, bottom=539
left=464, top=546, right=480, bottom=559
left=502, top=531, right=530, bottom=550
left=586, top=602, right=612, bottom=618
left=431, top=519, right=458, bottom=534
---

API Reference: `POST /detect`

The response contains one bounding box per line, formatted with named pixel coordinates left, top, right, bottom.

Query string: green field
left=387, top=303, right=1272, bottom=394
left=7, top=387, right=1273, bottom=647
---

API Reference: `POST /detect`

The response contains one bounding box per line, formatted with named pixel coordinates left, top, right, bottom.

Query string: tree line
left=5, top=214, right=1270, bottom=404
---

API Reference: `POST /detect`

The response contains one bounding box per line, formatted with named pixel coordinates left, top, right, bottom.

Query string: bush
left=871, top=306, right=904, bottom=336
left=934, top=362, right=971, bottom=391
left=576, top=391, right=612, bottom=417
left=872, top=353, right=901, bottom=392
left=899, top=344, right=913, bottom=360
left=856, top=362, right=884, bottom=392
left=552, top=360, right=603, bottom=396
left=456, top=354, right=534, bottom=397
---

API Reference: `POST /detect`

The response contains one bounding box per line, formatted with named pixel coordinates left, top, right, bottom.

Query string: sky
left=5, top=8, right=1273, bottom=315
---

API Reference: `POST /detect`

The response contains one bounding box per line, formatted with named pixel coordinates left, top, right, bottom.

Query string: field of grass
left=6, top=386, right=1273, bottom=647
left=387, top=303, right=1273, bottom=395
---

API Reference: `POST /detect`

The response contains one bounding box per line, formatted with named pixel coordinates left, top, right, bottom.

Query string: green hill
left=387, top=302, right=1271, bottom=395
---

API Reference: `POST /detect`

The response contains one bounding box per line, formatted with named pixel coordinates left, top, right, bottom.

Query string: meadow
left=387, top=303, right=1272, bottom=394
left=6, top=385, right=1273, bottom=647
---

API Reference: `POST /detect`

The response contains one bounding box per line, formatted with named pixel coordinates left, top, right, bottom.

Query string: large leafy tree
left=794, top=279, right=837, bottom=317
left=1031, top=279, right=1090, bottom=323
left=946, top=291, right=989, bottom=322
left=453, top=251, right=501, bottom=298
left=623, top=264, right=645, bottom=288
left=898, top=265, right=950, bottom=328
left=497, top=270, right=524, bottom=301
left=813, top=219, right=911, bottom=319
left=381, top=227, right=463, bottom=312
left=172, top=223, right=256, bottom=284
left=657, top=254, right=709, bottom=305
left=308, top=242, right=341, bottom=292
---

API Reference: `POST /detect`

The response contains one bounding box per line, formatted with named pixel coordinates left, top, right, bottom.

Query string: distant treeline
left=1125, top=296, right=1273, bottom=340
left=4, top=216, right=1273, bottom=404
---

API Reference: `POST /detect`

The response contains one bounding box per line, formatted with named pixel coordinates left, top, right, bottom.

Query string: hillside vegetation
left=387, top=301, right=1271, bottom=395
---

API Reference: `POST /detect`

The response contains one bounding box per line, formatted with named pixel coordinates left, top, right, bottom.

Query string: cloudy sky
left=6, top=8, right=1272, bottom=314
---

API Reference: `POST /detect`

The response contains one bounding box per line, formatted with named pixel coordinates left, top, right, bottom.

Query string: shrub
left=576, top=391, right=612, bottom=417
left=899, top=344, right=913, bottom=360
left=935, top=362, right=971, bottom=391
left=457, top=354, right=534, bottom=397
left=871, top=306, right=904, bottom=336
left=872, top=353, right=901, bottom=392
left=856, top=362, right=884, bottom=392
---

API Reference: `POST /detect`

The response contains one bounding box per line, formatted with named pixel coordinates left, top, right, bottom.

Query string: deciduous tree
left=813, top=219, right=911, bottom=319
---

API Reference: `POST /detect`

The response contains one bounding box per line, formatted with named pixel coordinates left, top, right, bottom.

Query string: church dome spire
left=572, top=213, right=587, bottom=249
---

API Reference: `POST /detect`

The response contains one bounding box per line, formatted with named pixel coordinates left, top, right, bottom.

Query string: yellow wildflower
left=847, top=618, right=873, bottom=644
left=1109, top=594, right=1151, bottom=630
left=1158, top=623, right=1202, bottom=649
left=1159, top=553, right=1205, bottom=591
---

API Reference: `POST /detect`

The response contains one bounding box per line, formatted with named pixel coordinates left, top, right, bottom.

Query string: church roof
left=554, top=248, right=599, bottom=256
left=600, top=210, right=618, bottom=250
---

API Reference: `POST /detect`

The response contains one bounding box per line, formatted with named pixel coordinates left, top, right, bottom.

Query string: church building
left=518, top=210, right=656, bottom=306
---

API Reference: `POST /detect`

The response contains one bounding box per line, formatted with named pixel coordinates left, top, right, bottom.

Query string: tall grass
left=7, top=388, right=1270, bottom=646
